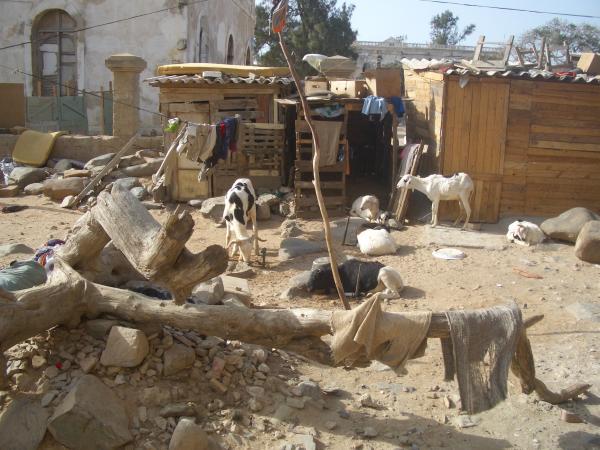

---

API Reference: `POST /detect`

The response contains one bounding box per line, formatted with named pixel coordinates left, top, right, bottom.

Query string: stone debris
left=281, top=219, right=303, bottom=238
left=0, top=397, right=50, bottom=450
left=279, top=238, right=326, bottom=261
left=190, top=277, right=225, bottom=305
left=575, top=220, right=600, bottom=264
left=23, top=182, right=45, bottom=195
left=8, top=166, right=47, bottom=188
left=168, top=417, right=209, bottom=450
left=560, top=410, right=584, bottom=423
left=163, top=344, right=196, bottom=376
left=199, top=196, right=225, bottom=221
left=43, top=177, right=89, bottom=201
left=100, top=326, right=149, bottom=368
left=454, top=415, right=479, bottom=428
left=541, top=207, right=600, bottom=243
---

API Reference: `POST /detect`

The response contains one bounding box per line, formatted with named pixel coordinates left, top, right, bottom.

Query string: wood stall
left=403, top=67, right=600, bottom=222
left=146, top=64, right=292, bottom=201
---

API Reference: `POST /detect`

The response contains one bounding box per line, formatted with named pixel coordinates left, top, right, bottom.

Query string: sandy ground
left=1, top=194, right=599, bottom=450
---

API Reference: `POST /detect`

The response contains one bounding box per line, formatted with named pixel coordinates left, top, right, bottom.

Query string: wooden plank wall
left=502, top=80, right=600, bottom=217
left=403, top=70, right=444, bottom=174
left=440, top=77, right=510, bottom=222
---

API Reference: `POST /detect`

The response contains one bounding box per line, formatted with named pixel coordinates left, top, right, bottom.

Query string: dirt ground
left=1, top=194, right=599, bottom=450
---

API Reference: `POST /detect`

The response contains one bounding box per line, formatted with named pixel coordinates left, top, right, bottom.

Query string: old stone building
left=0, top=0, right=256, bottom=134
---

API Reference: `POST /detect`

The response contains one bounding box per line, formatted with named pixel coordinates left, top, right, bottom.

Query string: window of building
left=32, top=9, right=77, bottom=96
left=226, top=35, right=234, bottom=64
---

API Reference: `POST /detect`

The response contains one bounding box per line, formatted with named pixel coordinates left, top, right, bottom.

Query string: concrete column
left=105, top=53, right=147, bottom=136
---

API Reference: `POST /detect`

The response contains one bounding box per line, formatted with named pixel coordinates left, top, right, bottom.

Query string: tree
left=430, top=10, right=475, bottom=46
left=254, top=0, right=357, bottom=75
left=520, top=18, right=600, bottom=53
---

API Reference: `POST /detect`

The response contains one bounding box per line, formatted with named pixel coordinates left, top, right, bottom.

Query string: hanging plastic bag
left=164, top=117, right=180, bottom=133
left=271, top=0, right=288, bottom=33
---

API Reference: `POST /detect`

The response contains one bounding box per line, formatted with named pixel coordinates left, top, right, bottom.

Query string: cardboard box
left=577, top=53, right=600, bottom=75
left=329, top=80, right=370, bottom=98
left=364, top=68, right=403, bottom=98
left=304, top=80, right=329, bottom=95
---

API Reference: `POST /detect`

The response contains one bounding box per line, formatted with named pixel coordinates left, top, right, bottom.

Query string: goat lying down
left=397, top=173, right=474, bottom=229
left=222, top=178, right=261, bottom=262
left=307, top=259, right=404, bottom=300
left=506, top=220, right=546, bottom=246
left=356, top=227, right=397, bottom=256
left=350, top=195, right=390, bottom=224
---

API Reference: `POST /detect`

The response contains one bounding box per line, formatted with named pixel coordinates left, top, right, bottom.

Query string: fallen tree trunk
left=1, top=260, right=590, bottom=403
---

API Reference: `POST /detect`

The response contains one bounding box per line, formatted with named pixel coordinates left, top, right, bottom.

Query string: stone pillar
left=105, top=53, right=147, bottom=136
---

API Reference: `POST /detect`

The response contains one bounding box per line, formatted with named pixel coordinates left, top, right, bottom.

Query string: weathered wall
left=0, top=134, right=162, bottom=162
left=0, top=0, right=256, bottom=135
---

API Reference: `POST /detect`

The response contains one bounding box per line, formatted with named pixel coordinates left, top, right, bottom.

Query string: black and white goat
left=307, top=259, right=404, bottom=300
left=223, top=178, right=261, bottom=262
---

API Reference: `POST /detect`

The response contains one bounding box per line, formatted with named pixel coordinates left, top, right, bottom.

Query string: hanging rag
left=298, top=120, right=342, bottom=167
left=331, top=295, right=431, bottom=374
left=185, top=124, right=216, bottom=163
left=362, top=95, right=388, bottom=121
left=389, top=96, right=405, bottom=118
left=441, top=302, right=522, bottom=414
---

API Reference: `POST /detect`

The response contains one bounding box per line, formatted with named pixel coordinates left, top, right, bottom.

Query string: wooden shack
left=147, top=64, right=291, bottom=201
left=404, top=67, right=600, bottom=222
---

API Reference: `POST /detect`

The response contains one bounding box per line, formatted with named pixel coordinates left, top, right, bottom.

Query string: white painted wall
left=0, top=0, right=256, bottom=134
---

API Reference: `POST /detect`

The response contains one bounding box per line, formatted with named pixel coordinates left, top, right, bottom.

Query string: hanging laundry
left=389, top=96, right=405, bottom=118
left=331, top=295, right=431, bottom=374
left=362, top=95, right=388, bottom=121
left=185, top=124, right=216, bottom=163
left=441, top=302, right=522, bottom=414
left=196, top=116, right=240, bottom=181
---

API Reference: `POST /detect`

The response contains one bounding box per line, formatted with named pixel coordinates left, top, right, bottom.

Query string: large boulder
left=200, top=196, right=225, bottom=221
left=100, top=326, right=149, bottom=367
left=540, top=207, right=600, bottom=243
left=575, top=221, right=600, bottom=263
left=163, top=343, right=195, bottom=376
left=115, top=158, right=162, bottom=177
left=190, top=277, right=224, bottom=305
left=8, top=167, right=47, bottom=188
left=0, top=397, right=49, bottom=450
left=43, top=177, right=89, bottom=201
left=48, top=375, right=132, bottom=449
left=84, top=153, right=115, bottom=170
left=53, top=159, right=74, bottom=172
left=23, top=182, right=44, bottom=195
left=168, top=418, right=209, bottom=450
left=280, top=271, right=311, bottom=300
left=279, top=238, right=326, bottom=261
left=112, top=176, right=141, bottom=191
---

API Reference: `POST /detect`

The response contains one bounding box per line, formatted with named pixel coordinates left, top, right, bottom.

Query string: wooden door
left=440, top=77, right=510, bottom=222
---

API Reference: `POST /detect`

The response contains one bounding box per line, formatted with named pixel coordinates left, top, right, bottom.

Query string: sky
left=347, top=0, right=600, bottom=45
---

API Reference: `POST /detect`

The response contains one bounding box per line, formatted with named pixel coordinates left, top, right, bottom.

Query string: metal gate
left=26, top=96, right=88, bottom=134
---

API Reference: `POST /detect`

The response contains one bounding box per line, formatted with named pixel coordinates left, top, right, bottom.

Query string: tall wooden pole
left=277, top=33, right=350, bottom=310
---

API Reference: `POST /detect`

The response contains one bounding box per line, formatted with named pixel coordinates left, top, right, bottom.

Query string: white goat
left=222, top=178, right=260, bottom=262
left=396, top=173, right=474, bottom=229
left=506, top=220, right=546, bottom=246
left=368, top=266, right=404, bottom=300
left=350, top=195, right=380, bottom=222
left=356, top=228, right=397, bottom=256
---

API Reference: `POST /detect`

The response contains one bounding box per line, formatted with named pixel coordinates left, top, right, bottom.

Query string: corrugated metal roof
left=445, top=67, right=600, bottom=85
left=146, top=74, right=294, bottom=87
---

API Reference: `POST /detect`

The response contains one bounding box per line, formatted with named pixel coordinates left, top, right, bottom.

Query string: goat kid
left=350, top=195, right=390, bottom=224
left=356, top=227, right=397, bottom=256
left=396, top=173, right=474, bottom=229
left=307, top=259, right=404, bottom=300
left=506, top=220, right=546, bottom=246
left=222, top=178, right=260, bottom=262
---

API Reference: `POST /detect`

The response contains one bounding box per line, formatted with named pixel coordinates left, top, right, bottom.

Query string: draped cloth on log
left=331, top=295, right=431, bottom=374
left=442, top=302, right=522, bottom=414
left=297, top=120, right=342, bottom=167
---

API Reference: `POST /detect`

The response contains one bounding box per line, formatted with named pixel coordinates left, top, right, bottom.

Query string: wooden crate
left=304, top=80, right=329, bottom=96
left=329, top=80, right=369, bottom=98
left=364, top=68, right=403, bottom=98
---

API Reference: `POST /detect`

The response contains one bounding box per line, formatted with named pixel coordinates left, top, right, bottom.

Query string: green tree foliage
left=520, top=18, right=600, bottom=53
left=429, top=10, right=475, bottom=46
left=254, top=0, right=357, bottom=75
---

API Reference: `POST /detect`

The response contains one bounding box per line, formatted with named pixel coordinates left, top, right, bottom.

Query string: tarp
left=0, top=261, right=47, bottom=291
left=12, top=130, right=64, bottom=167
left=157, top=63, right=290, bottom=77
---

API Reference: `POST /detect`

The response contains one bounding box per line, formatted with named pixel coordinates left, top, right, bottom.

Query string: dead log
left=92, top=184, right=228, bottom=303
left=58, top=211, right=110, bottom=268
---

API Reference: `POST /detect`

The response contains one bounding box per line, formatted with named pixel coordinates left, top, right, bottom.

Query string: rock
left=226, top=261, right=256, bottom=278
left=575, top=221, right=600, bottom=263
left=0, top=185, right=19, bottom=197
left=168, top=417, right=209, bottom=450
left=48, top=375, right=132, bottom=449
left=286, top=396, right=306, bottom=409
left=84, top=153, right=115, bottom=170
left=44, top=366, right=59, bottom=379
left=199, top=196, right=225, bottom=221
left=256, top=203, right=271, bottom=221
left=0, top=243, right=34, bottom=258
left=163, top=344, right=196, bottom=376
left=8, top=166, right=47, bottom=188
left=100, top=326, right=149, bottom=368
left=142, top=201, right=163, bottom=210
left=79, top=355, right=98, bottom=373
left=541, top=207, right=600, bottom=243
left=23, top=182, right=44, bottom=195
left=257, top=193, right=279, bottom=207
left=363, top=426, right=378, bottom=438
left=31, top=355, right=46, bottom=369
left=118, top=154, right=146, bottom=168
left=188, top=199, right=203, bottom=208
left=359, top=394, right=383, bottom=409
left=117, top=158, right=162, bottom=177
left=294, top=434, right=317, bottom=450
left=43, top=177, right=89, bottom=201
left=84, top=319, right=119, bottom=339
left=279, top=238, right=326, bottom=261
left=560, top=410, right=584, bottom=423
left=0, top=397, right=50, bottom=450
left=54, top=159, right=74, bottom=172
left=295, top=381, right=321, bottom=400
left=222, top=293, right=249, bottom=308
left=63, top=169, right=91, bottom=178
left=123, top=280, right=172, bottom=300
left=141, top=386, right=172, bottom=406
left=246, top=386, right=265, bottom=397
left=113, top=177, right=141, bottom=191
left=281, top=219, right=302, bottom=238
left=273, top=404, right=295, bottom=424
left=160, top=402, right=197, bottom=418
left=280, top=271, right=312, bottom=300
left=41, top=390, right=59, bottom=407
left=190, top=277, right=224, bottom=305
left=454, top=415, right=479, bottom=428
left=325, top=421, right=337, bottom=430
left=130, top=186, right=148, bottom=200
left=311, top=255, right=347, bottom=271
left=248, top=398, right=263, bottom=412
left=566, top=302, right=600, bottom=323
left=60, top=195, right=75, bottom=208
